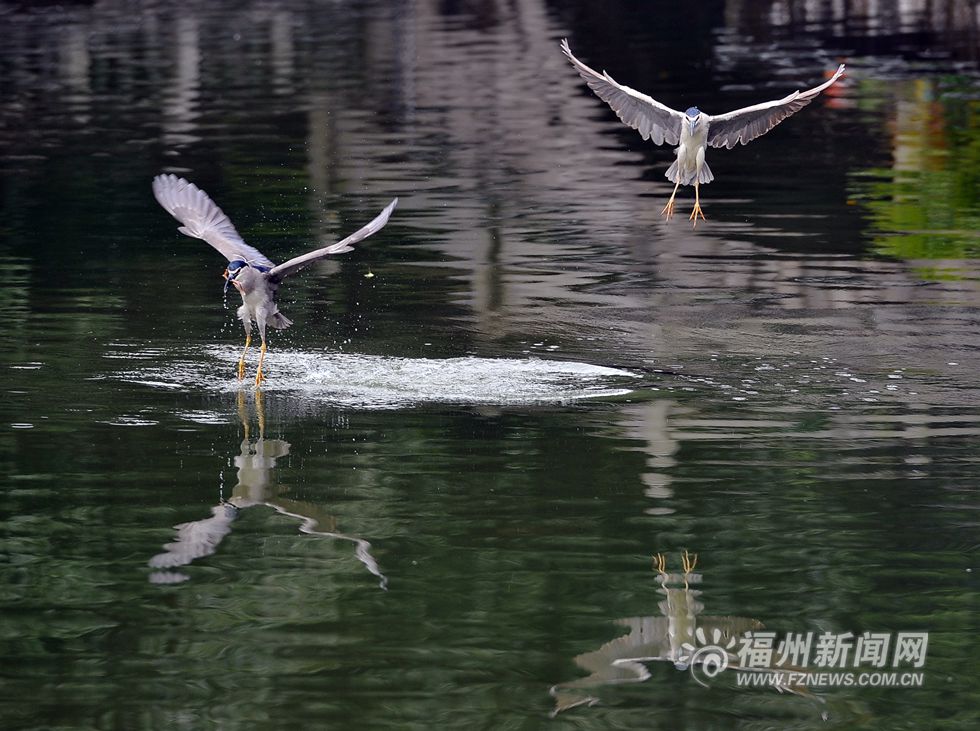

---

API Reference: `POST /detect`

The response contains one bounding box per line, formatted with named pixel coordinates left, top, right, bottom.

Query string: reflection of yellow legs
left=256, top=388, right=265, bottom=436
left=689, top=182, right=706, bottom=228
left=237, top=334, right=251, bottom=380
left=254, top=342, right=267, bottom=387
left=236, top=387, right=266, bottom=441
left=682, top=549, right=698, bottom=589
left=661, top=181, right=681, bottom=221
left=654, top=551, right=698, bottom=586
left=237, top=390, right=249, bottom=441
left=682, top=549, right=698, bottom=575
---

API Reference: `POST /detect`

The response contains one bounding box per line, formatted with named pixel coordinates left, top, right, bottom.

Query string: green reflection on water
left=854, top=77, right=980, bottom=267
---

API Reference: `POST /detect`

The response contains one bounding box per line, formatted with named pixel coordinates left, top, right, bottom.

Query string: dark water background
left=1, top=1, right=979, bottom=728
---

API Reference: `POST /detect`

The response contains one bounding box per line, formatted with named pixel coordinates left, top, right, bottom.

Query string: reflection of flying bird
left=550, top=552, right=820, bottom=716
left=561, top=39, right=845, bottom=226
left=148, top=392, right=387, bottom=589
left=152, top=174, right=398, bottom=385
left=550, top=552, right=762, bottom=714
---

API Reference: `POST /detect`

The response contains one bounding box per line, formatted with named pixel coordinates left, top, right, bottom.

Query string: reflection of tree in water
left=148, top=391, right=387, bottom=589
left=854, top=76, right=980, bottom=264
left=550, top=552, right=817, bottom=716
left=715, top=0, right=978, bottom=64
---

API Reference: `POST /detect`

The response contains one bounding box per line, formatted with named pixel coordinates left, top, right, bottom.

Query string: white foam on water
left=97, top=416, right=160, bottom=427
left=110, top=345, right=638, bottom=409
left=178, top=410, right=234, bottom=425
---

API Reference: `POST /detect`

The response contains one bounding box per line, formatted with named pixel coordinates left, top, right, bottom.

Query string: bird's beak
left=690, top=117, right=697, bottom=135
left=223, top=269, right=232, bottom=293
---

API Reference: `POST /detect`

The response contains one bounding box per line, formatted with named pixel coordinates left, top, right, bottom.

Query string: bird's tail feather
left=699, top=161, right=714, bottom=184
left=271, top=312, right=293, bottom=330
left=665, top=160, right=714, bottom=185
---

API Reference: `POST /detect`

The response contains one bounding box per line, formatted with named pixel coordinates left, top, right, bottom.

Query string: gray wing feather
left=268, top=198, right=398, bottom=282
left=151, top=174, right=276, bottom=268
left=706, top=64, right=845, bottom=150
left=561, top=39, right=683, bottom=146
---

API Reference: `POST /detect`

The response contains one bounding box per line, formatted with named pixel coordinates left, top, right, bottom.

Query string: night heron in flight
left=561, top=40, right=845, bottom=226
left=152, top=174, right=397, bottom=386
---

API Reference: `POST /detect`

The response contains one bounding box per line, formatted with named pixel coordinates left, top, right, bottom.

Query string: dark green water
left=1, top=1, right=979, bottom=729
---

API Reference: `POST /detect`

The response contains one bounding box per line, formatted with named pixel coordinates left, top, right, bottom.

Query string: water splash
left=109, top=345, right=638, bottom=408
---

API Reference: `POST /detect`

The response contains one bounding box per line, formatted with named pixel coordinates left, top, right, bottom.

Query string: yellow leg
left=254, top=341, right=267, bottom=387
left=653, top=553, right=668, bottom=580
left=689, top=182, right=706, bottom=227
left=661, top=181, right=681, bottom=221
left=237, top=334, right=251, bottom=380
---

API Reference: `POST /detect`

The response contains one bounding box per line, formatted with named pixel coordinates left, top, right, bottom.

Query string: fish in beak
left=224, top=260, right=248, bottom=293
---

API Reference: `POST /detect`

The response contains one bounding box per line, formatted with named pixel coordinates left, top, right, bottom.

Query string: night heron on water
left=152, top=174, right=397, bottom=385
left=561, top=40, right=845, bottom=226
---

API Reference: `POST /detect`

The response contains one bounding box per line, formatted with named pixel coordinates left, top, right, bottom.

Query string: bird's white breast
left=233, top=269, right=271, bottom=322
left=240, top=288, right=265, bottom=314
left=677, top=119, right=709, bottom=173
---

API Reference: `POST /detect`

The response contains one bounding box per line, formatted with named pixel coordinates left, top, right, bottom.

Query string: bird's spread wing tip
left=151, top=173, right=275, bottom=268
left=268, top=197, right=398, bottom=280
left=705, top=63, right=846, bottom=149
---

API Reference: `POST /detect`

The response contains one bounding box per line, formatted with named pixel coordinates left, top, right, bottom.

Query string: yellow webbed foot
left=689, top=201, right=706, bottom=228
left=662, top=181, right=682, bottom=222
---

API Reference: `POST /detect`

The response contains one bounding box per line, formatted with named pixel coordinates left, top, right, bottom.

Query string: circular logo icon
left=688, top=644, right=731, bottom=687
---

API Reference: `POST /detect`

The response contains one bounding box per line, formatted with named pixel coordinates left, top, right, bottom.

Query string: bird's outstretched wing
left=561, top=39, right=684, bottom=146
left=268, top=198, right=398, bottom=282
left=706, top=64, right=845, bottom=150
left=151, top=174, right=276, bottom=268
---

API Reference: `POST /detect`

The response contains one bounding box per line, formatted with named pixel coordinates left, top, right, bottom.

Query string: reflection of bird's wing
left=706, top=64, right=845, bottom=149
left=147, top=504, right=238, bottom=569
left=561, top=39, right=684, bottom=146
left=152, top=174, right=276, bottom=268
left=696, top=616, right=766, bottom=645
left=268, top=198, right=398, bottom=282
